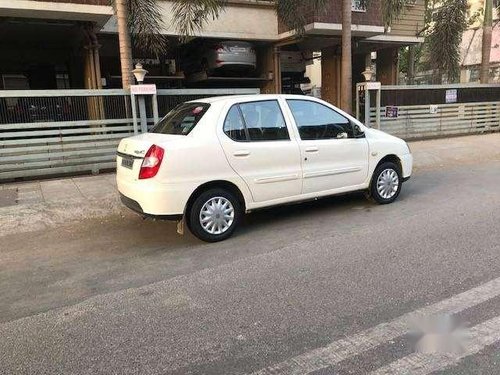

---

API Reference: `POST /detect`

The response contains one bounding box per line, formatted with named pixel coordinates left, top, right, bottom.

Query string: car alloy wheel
left=188, top=188, right=241, bottom=242
left=199, top=197, right=235, bottom=235
left=376, top=168, right=399, bottom=200
left=368, top=161, right=403, bottom=204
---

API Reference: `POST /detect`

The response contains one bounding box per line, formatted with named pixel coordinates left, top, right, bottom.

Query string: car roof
left=189, top=94, right=313, bottom=105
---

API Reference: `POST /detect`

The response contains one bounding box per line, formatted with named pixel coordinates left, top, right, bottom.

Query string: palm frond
left=172, top=0, right=227, bottom=37
left=276, top=0, right=328, bottom=34
left=381, top=0, right=408, bottom=28
left=127, top=0, right=166, bottom=55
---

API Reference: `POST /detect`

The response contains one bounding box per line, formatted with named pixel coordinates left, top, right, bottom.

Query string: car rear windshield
left=151, top=103, right=210, bottom=135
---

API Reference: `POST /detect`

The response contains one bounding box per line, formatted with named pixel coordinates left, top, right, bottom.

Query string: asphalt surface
left=1, top=159, right=500, bottom=374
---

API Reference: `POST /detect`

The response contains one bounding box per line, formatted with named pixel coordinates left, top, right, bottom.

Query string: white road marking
left=250, top=277, right=500, bottom=375
left=369, top=315, right=500, bottom=375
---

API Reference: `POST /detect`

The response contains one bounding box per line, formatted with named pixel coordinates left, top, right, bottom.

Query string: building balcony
left=0, top=0, right=112, bottom=25
left=278, top=0, right=384, bottom=38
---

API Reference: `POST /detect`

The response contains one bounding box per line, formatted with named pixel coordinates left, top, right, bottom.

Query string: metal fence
left=0, top=88, right=259, bottom=181
left=369, top=85, right=500, bottom=140
left=372, top=84, right=500, bottom=107
left=370, top=101, right=500, bottom=140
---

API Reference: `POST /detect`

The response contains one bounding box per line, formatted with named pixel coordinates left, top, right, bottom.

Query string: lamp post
left=132, top=63, right=148, bottom=85
left=361, top=67, right=374, bottom=82
left=362, top=67, right=373, bottom=126
left=132, top=63, right=148, bottom=133
left=355, top=66, right=381, bottom=129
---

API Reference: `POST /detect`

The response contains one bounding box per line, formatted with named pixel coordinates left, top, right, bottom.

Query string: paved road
left=1, top=158, right=500, bottom=373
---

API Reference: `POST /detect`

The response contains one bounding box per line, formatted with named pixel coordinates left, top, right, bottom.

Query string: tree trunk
left=341, top=0, right=352, bottom=114
left=116, top=0, right=133, bottom=89
left=408, top=45, right=415, bottom=85
left=480, top=0, right=493, bottom=84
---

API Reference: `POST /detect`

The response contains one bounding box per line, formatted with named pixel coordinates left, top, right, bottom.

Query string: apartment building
left=460, top=0, right=500, bottom=83
left=0, top=0, right=426, bottom=105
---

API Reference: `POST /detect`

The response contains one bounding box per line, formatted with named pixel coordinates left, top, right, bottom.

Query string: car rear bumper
left=117, top=177, right=191, bottom=217
left=120, top=193, right=182, bottom=221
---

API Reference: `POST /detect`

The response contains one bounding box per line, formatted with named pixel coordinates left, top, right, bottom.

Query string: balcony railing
left=28, top=0, right=109, bottom=5
left=278, top=0, right=383, bottom=34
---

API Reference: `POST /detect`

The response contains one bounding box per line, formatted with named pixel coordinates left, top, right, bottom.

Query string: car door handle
left=305, top=146, right=319, bottom=153
left=233, top=150, right=250, bottom=157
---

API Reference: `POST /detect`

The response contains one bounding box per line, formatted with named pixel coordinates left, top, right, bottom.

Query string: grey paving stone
left=0, top=189, right=18, bottom=208
left=40, top=179, right=83, bottom=202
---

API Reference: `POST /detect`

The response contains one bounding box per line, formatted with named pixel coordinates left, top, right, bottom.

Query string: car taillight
left=139, top=144, right=164, bottom=180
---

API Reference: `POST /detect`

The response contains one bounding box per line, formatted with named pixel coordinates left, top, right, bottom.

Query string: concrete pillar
left=259, top=45, right=281, bottom=94
left=82, top=24, right=103, bottom=90
left=83, top=46, right=95, bottom=89
left=82, top=25, right=104, bottom=119
left=377, top=47, right=399, bottom=85
left=321, top=47, right=341, bottom=106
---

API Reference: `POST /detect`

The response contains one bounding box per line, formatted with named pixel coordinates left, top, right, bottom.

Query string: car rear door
left=217, top=99, right=302, bottom=203
left=285, top=99, right=369, bottom=195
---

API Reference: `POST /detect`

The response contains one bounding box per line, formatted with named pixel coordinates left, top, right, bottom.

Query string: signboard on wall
left=366, top=82, right=382, bottom=90
left=385, top=106, right=399, bottom=118
left=130, top=84, right=157, bottom=95
left=445, top=89, right=458, bottom=103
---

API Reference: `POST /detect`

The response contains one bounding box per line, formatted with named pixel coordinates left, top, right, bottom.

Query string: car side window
left=239, top=101, right=289, bottom=142
left=286, top=100, right=354, bottom=140
left=223, top=100, right=290, bottom=142
left=223, top=105, right=247, bottom=142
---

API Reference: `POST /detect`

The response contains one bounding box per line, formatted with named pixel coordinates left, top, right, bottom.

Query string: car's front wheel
left=368, top=161, right=402, bottom=204
left=188, top=188, right=241, bottom=242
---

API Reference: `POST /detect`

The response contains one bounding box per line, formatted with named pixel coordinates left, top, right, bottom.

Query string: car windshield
left=151, top=103, right=210, bottom=135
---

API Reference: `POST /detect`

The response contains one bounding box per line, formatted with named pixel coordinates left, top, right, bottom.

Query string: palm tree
left=115, top=0, right=133, bottom=89
left=341, top=0, right=352, bottom=113
left=339, top=0, right=416, bottom=113
left=480, top=0, right=493, bottom=83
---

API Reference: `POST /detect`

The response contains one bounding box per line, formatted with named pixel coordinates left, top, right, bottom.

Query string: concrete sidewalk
left=0, top=174, right=122, bottom=237
left=0, top=133, right=499, bottom=237
left=0, top=174, right=117, bottom=208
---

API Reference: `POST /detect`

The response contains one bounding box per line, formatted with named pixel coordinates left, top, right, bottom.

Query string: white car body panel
left=216, top=98, right=303, bottom=203
left=116, top=95, right=412, bottom=217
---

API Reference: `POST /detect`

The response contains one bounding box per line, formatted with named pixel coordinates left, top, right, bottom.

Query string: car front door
left=218, top=99, right=302, bottom=203
left=285, top=99, right=369, bottom=195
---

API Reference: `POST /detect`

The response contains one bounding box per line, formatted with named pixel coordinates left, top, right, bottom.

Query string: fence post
left=375, top=88, right=381, bottom=130
left=152, top=93, right=159, bottom=126
left=131, top=92, right=139, bottom=135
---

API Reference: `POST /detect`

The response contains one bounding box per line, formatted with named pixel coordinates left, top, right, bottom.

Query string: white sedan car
left=117, top=95, right=412, bottom=242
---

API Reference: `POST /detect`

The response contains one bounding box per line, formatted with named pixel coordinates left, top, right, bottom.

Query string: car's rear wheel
left=188, top=188, right=241, bottom=242
left=368, top=161, right=402, bottom=204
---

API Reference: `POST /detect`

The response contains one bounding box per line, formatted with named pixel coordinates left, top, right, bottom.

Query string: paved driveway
left=1, top=134, right=500, bottom=374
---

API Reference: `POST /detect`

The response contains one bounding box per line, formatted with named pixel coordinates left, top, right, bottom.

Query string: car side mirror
left=353, top=123, right=365, bottom=138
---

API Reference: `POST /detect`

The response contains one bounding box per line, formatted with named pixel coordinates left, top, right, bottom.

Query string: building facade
left=0, top=0, right=426, bottom=105
left=460, top=0, right=500, bottom=83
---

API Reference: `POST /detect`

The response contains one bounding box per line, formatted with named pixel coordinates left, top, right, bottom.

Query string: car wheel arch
left=375, top=154, right=402, bottom=174
left=185, top=180, right=247, bottom=223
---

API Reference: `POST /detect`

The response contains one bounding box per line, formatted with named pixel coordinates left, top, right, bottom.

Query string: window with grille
left=352, top=0, right=366, bottom=12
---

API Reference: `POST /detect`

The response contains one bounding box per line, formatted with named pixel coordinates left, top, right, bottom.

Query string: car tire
left=188, top=188, right=241, bottom=242
left=367, top=161, right=403, bottom=204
